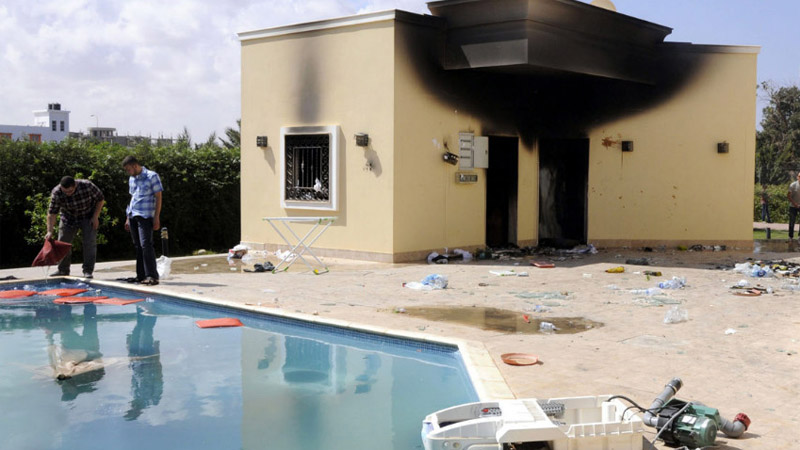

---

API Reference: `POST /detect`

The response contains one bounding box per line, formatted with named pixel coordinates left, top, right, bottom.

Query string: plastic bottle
left=658, top=277, right=686, bottom=289
left=539, top=322, right=558, bottom=332
left=629, top=287, right=663, bottom=296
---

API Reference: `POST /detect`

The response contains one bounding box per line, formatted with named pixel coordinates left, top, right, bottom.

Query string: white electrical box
left=458, top=132, right=489, bottom=169
left=474, top=136, right=489, bottom=168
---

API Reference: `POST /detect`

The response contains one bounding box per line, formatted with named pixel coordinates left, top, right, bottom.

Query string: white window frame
left=280, top=125, right=339, bottom=211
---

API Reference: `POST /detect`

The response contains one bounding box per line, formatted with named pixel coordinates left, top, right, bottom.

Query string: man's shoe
left=82, top=273, right=93, bottom=279
left=50, top=270, right=69, bottom=277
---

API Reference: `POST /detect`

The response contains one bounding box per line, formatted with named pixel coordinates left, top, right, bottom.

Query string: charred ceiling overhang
left=427, top=0, right=673, bottom=84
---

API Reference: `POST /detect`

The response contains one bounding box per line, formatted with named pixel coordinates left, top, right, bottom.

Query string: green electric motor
left=656, top=399, right=721, bottom=448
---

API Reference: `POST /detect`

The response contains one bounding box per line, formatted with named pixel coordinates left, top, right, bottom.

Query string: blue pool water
left=0, top=281, right=478, bottom=450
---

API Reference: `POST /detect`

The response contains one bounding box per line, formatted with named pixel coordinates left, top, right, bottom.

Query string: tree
left=176, top=126, right=192, bottom=148
left=219, top=119, right=240, bottom=149
left=756, top=81, right=800, bottom=185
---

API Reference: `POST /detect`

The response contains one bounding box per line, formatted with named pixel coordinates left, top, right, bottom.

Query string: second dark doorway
left=538, top=138, right=589, bottom=248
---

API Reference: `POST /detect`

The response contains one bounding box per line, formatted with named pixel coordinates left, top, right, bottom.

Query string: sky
left=1, top=0, right=797, bottom=141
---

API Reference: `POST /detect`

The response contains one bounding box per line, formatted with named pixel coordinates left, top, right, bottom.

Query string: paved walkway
left=2, top=249, right=799, bottom=449
left=754, top=221, right=791, bottom=231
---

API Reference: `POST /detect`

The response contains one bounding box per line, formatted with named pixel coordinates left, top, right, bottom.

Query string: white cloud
left=0, top=0, right=430, bottom=140
left=4, top=1, right=789, bottom=139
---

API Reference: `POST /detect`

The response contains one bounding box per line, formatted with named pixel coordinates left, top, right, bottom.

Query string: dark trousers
left=789, top=207, right=800, bottom=239
left=129, top=216, right=158, bottom=280
left=761, top=203, right=771, bottom=223
left=57, top=217, right=97, bottom=275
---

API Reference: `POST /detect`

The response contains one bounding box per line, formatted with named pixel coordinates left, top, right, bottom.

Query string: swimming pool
left=0, top=281, right=479, bottom=450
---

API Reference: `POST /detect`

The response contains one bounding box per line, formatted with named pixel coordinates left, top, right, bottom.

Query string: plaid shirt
left=48, top=179, right=105, bottom=226
left=126, top=166, right=163, bottom=218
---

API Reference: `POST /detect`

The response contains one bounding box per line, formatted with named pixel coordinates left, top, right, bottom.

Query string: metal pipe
left=643, top=378, right=682, bottom=427
left=719, top=413, right=750, bottom=438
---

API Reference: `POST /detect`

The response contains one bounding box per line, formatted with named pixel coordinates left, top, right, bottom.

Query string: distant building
left=75, top=127, right=177, bottom=147
left=1, top=103, right=178, bottom=147
left=88, top=127, right=116, bottom=139
left=0, top=103, right=70, bottom=143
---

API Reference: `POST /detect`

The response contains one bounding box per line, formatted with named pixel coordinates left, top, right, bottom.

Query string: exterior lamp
left=355, top=133, right=369, bottom=147
left=621, top=140, right=634, bottom=152
left=256, top=136, right=268, bottom=147
left=717, top=142, right=729, bottom=153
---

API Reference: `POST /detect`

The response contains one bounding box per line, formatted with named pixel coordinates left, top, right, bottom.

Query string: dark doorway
left=485, top=136, right=518, bottom=247
left=538, top=138, right=589, bottom=247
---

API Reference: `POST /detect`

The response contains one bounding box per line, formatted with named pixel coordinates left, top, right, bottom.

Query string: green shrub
left=0, top=138, right=239, bottom=268
left=754, top=184, right=789, bottom=223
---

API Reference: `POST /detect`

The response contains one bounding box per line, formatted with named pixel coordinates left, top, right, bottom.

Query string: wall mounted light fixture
left=717, top=142, right=729, bottom=153
left=621, top=140, right=634, bottom=152
left=256, top=136, right=268, bottom=147
left=355, top=133, right=369, bottom=147
left=443, top=151, right=459, bottom=165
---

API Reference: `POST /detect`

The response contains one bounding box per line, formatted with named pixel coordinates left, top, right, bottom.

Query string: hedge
left=0, top=138, right=239, bottom=269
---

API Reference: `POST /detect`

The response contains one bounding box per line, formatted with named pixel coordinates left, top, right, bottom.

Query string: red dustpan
left=32, top=238, right=72, bottom=267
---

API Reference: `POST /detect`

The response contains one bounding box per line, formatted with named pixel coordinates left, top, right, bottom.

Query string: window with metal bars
left=284, top=134, right=330, bottom=202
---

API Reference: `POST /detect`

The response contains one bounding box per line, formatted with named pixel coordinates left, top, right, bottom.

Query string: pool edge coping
left=2, top=277, right=515, bottom=401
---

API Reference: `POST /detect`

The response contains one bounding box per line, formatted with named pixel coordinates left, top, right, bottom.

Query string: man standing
left=46, top=176, right=105, bottom=278
left=123, top=156, right=163, bottom=285
left=788, top=173, right=800, bottom=241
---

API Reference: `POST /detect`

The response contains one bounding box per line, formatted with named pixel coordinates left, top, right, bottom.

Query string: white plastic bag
left=663, top=305, right=688, bottom=324
left=156, top=255, right=172, bottom=279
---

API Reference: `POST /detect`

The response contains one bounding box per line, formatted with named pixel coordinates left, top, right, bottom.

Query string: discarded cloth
left=32, top=238, right=72, bottom=267
left=244, top=262, right=275, bottom=273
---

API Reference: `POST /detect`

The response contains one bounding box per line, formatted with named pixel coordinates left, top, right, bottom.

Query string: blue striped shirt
left=126, top=166, right=163, bottom=218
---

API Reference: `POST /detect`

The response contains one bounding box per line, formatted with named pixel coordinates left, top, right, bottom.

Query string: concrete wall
left=240, top=19, right=397, bottom=259
left=586, top=47, right=758, bottom=249
left=392, top=20, right=539, bottom=260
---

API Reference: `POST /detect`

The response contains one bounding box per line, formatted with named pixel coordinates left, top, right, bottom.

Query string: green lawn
left=754, top=229, right=789, bottom=240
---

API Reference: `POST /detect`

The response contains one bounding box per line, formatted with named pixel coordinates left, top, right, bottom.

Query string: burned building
left=238, top=0, right=758, bottom=261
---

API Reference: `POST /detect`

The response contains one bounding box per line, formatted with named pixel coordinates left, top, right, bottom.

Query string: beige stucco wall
left=240, top=14, right=757, bottom=262
left=392, top=21, right=537, bottom=259
left=393, top=21, right=482, bottom=257
left=586, top=48, right=758, bottom=248
left=240, top=20, right=397, bottom=258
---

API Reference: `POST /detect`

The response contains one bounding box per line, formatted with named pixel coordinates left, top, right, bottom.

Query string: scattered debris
left=733, top=289, right=762, bottom=297
left=244, top=262, right=275, bottom=273
left=725, top=328, right=737, bottom=335
left=490, top=270, right=524, bottom=277
left=515, top=291, right=570, bottom=300
left=500, top=353, right=539, bottom=366
left=626, top=258, right=650, bottom=266
left=404, top=274, right=448, bottom=290
left=629, top=287, right=663, bottom=296
left=658, top=276, right=686, bottom=289
left=643, top=270, right=662, bottom=277
left=633, top=296, right=682, bottom=307
left=663, top=306, right=689, bottom=324
left=227, top=244, right=250, bottom=259
left=605, top=266, right=625, bottom=273
left=427, top=249, right=473, bottom=264
left=539, top=322, right=558, bottom=333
